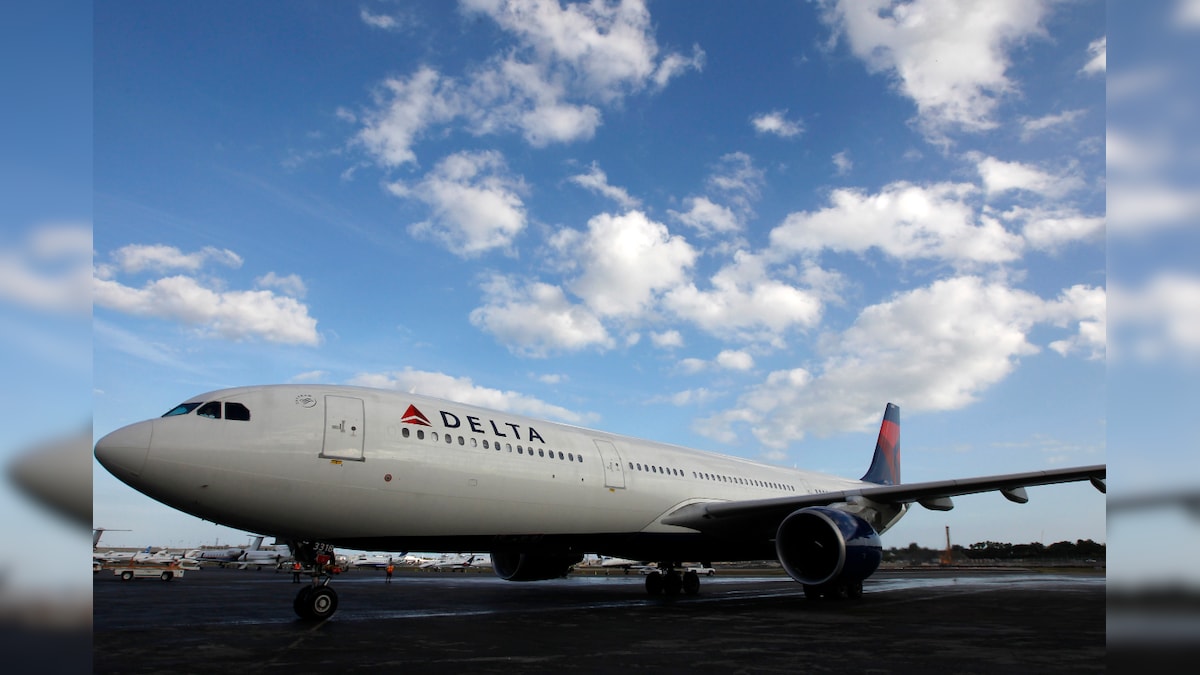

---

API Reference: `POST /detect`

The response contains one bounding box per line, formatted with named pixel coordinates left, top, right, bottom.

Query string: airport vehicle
left=112, top=563, right=185, bottom=582
left=683, top=564, right=716, bottom=577
left=94, top=385, right=1105, bottom=620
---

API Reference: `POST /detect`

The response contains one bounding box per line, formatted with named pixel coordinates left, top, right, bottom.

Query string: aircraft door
left=593, top=439, right=625, bottom=489
left=322, top=395, right=365, bottom=461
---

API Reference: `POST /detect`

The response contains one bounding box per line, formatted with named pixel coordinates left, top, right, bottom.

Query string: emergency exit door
left=593, top=439, right=625, bottom=489
left=322, top=395, right=365, bottom=461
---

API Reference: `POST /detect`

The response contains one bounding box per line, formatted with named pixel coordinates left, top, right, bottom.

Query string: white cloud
left=1019, top=109, right=1086, bottom=140
left=350, top=367, right=589, bottom=423
left=669, top=196, right=741, bottom=236
left=356, top=0, right=703, bottom=164
left=700, top=276, right=1096, bottom=448
left=256, top=272, right=308, bottom=298
left=1110, top=273, right=1200, bottom=361
left=1080, top=36, right=1105, bottom=76
left=469, top=275, right=613, bottom=356
left=972, top=154, right=1083, bottom=199
left=664, top=251, right=823, bottom=346
left=770, top=181, right=1025, bottom=265
left=1006, top=206, right=1104, bottom=251
left=106, top=244, right=242, bottom=276
left=707, top=152, right=764, bottom=206
left=650, top=330, right=684, bottom=348
left=750, top=110, right=803, bottom=138
left=821, top=0, right=1052, bottom=137
left=389, top=150, right=528, bottom=257
left=356, top=66, right=459, bottom=167
left=462, top=0, right=702, bottom=101
left=360, top=8, right=406, bottom=31
left=0, top=223, right=92, bottom=315
left=569, top=162, right=641, bottom=209
left=832, top=150, right=853, bottom=176
left=559, top=210, right=696, bottom=317
left=716, top=349, right=755, bottom=371
left=1045, top=285, right=1106, bottom=360
left=291, top=370, right=330, bottom=383
left=94, top=275, right=320, bottom=346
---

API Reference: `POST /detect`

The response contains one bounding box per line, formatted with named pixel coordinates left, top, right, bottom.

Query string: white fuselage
left=96, top=385, right=886, bottom=561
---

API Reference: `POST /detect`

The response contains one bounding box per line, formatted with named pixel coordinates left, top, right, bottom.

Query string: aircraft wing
left=661, top=464, right=1105, bottom=533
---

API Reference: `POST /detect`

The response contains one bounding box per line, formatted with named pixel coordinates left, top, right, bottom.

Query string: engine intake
left=775, top=506, right=881, bottom=587
left=491, top=551, right=582, bottom=581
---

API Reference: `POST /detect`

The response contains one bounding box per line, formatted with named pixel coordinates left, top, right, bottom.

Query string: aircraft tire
left=663, top=571, right=683, bottom=597
left=295, top=586, right=338, bottom=621
left=293, top=586, right=314, bottom=619
left=644, top=571, right=663, bottom=596
left=845, top=581, right=863, bottom=599
left=682, top=570, right=700, bottom=595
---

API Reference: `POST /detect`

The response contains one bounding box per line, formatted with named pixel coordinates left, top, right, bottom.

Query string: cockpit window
left=162, top=402, right=202, bottom=417
left=197, top=401, right=222, bottom=419
left=226, top=402, right=251, bottom=421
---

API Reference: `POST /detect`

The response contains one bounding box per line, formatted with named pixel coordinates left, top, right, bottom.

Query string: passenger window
left=483, top=440, right=489, bottom=449
left=403, top=428, right=410, bottom=438
left=471, top=438, right=477, bottom=448
left=225, top=402, right=250, bottom=421
left=568, top=453, right=574, bottom=462
left=458, top=436, right=465, bottom=446
left=446, top=435, right=452, bottom=444
left=538, top=449, right=544, bottom=457
left=432, top=432, right=439, bottom=442
left=417, top=430, right=425, bottom=440
left=197, top=401, right=221, bottom=419
left=162, top=402, right=201, bottom=417
left=518, top=446, right=524, bottom=455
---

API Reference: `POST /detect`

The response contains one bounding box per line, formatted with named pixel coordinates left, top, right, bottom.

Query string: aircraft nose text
left=94, top=421, right=152, bottom=480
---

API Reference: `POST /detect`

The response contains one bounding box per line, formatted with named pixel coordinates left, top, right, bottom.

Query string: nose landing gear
left=288, top=540, right=340, bottom=620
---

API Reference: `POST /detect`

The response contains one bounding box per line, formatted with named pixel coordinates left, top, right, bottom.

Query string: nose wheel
left=294, top=584, right=338, bottom=620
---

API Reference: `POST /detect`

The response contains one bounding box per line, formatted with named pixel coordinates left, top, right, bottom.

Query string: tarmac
left=93, top=566, right=1104, bottom=673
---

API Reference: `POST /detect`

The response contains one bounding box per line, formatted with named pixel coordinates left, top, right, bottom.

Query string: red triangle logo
left=401, top=404, right=431, bottom=426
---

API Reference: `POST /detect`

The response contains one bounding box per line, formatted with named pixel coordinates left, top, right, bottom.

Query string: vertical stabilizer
left=860, top=403, right=901, bottom=485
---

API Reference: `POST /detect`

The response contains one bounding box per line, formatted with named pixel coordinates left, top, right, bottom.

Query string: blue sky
left=83, top=0, right=1115, bottom=555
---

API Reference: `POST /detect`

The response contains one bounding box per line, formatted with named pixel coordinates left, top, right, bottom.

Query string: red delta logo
left=401, top=405, right=432, bottom=426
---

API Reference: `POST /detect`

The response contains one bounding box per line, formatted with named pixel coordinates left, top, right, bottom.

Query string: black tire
left=663, top=571, right=683, bottom=597
left=160, top=571, right=173, bottom=581
left=644, top=571, right=663, bottom=596
left=294, top=586, right=314, bottom=619
left=309, top=586, right=338, bottom=620
left=121, top=571, right=134, bottom=581
left=706, top=570, right=715, bottom=577
left=845, top=580, right=863, bottom=599
left=802, top=583, right=822, bottom=600
left=682, top=570, right=700, bottom=596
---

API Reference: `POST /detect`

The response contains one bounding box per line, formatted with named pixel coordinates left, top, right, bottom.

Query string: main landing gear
left=289, top=541, right=340, bottom=620
left=643, top=562, right=702, bottom=597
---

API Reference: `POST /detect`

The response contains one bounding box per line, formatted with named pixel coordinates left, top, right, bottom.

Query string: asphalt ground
left=93, top=566, right=1104, bottom=674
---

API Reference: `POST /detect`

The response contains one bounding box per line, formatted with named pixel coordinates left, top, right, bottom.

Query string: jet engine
left=775, top=506, right=881, bottom=593
left=491, top=551, right=583, bottom=581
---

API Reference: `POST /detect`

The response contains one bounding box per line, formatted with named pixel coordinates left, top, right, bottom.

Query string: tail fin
left=860, top=403, right=900, bottom=485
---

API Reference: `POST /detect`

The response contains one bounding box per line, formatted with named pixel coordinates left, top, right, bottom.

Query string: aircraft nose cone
left=94, top=421, right=152, bottom=480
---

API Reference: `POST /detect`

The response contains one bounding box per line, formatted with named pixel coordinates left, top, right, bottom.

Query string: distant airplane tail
left=860, top=403, right=900, bottom=485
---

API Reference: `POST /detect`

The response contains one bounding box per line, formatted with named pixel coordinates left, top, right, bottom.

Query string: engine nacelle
left=775, top=506, right=882, bottom=587
left=491, top=551, right=583, bottom=581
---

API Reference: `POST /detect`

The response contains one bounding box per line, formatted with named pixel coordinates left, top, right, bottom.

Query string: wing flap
left=661, top=464, right=1106, bottom=532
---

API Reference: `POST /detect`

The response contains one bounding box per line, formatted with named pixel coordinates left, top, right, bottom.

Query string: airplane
left=419, top=553, right=490, bottom=570
left=238, top=535, right=290, bottom=569
left=351, top=553, right=396, bottom=569
left=94, top=384, right=1106, bottom=620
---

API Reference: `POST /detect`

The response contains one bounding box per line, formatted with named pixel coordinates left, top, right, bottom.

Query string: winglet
left=860, top=403, right=901, bottom=485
